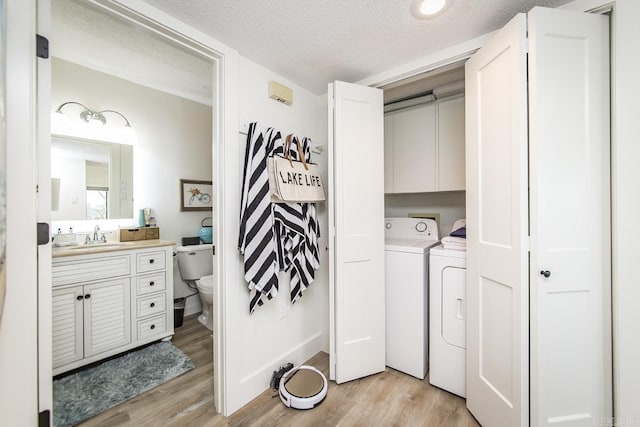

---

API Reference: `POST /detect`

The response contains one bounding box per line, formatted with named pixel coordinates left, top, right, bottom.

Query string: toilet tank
left=176, top=244, right=214, bottom=280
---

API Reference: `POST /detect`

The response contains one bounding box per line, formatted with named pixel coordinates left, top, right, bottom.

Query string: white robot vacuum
left=278, top=365, right=328, bottom=409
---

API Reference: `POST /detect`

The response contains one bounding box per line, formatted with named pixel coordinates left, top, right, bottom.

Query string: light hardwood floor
left=80, top=314, right=479, bottom=426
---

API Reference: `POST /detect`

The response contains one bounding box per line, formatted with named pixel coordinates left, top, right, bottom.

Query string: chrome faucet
left=93, top=225, right=100, bottom=241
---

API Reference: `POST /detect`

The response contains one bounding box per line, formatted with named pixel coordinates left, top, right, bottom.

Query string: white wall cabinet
left=52, top=243, right=174, bottom=375
left=436, top=96, right=465, bottom=191
left=384, top=95, right=465, bottom=194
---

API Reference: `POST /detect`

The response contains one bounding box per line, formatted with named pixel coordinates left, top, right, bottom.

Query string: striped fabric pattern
left=238, top=123, right=281, bottom=312
left=272, top=136, right=321, bottom=304
left=239, top=125, right=321, bottom=312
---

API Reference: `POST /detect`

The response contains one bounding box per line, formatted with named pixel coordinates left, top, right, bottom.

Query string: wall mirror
left=51, top=136, right=133, bottom=220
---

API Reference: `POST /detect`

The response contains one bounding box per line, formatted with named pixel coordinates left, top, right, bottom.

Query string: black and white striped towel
left=238, top=123, right=280, bottom=312
left=239, top=125, right=321, bottom=313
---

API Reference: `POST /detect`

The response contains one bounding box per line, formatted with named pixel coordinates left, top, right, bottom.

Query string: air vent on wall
left=269, top=81, right=293, bottom=105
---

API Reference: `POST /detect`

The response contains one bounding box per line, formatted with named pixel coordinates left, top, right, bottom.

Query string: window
left=86, top=187, right=108, bottom=220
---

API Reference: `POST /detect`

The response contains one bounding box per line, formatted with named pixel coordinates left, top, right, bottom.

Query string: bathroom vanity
left=52, top=240, right=175, bottom=375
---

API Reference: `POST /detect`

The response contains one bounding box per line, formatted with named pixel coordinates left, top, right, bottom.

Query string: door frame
left=36, top=0, right=240, bottom=416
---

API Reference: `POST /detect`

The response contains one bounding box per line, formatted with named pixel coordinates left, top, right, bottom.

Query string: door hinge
left=36, top=34, right=49, bottom=59
left=38, top=409, right=51, bottom=427
left=37, top=222, right=50, bottom=246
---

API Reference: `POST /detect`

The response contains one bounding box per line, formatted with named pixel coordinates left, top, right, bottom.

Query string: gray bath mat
left=53, top=341, right=194, bottom=426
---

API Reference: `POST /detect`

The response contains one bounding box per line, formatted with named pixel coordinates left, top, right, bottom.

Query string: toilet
left=176, top=244, right=214, bottom=331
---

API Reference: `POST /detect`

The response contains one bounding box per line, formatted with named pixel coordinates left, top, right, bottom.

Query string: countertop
left=52, top=239, right=176, bottom=258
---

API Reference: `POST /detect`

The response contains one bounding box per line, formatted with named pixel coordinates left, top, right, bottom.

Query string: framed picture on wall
left=180, top=179, right=213, bottom=211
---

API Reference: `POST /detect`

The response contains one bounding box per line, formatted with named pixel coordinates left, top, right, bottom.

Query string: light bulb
left=411, top=0, right=448, bottom=18
left=420, top=0, right=446, bottom=15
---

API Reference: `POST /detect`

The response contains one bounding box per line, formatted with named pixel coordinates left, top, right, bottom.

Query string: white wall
left=50, top=58, right=212, bottom=314
left=223, top=56, right=328, bottom=414
left=385, top=191, right=466, bottom=237
left=612, top=0, right=640, bottom=420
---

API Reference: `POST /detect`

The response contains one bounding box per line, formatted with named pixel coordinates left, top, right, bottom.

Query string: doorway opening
left=43, top=0, right=228, bottom=419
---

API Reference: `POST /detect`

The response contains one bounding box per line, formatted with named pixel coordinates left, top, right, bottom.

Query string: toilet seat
left=197, top=275, right=214, bottom=291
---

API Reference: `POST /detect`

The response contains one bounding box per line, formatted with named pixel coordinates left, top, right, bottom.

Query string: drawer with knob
left=136, top=251, right=165, bottom=273
left=137, top=314, right=167, bottom=341
left=135, top=272, right=166, bottom=296
left=136, top=292, right=166, bottom=318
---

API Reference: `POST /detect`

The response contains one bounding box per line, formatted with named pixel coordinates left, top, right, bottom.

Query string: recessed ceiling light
left=411, top=0, right=448, bottom=18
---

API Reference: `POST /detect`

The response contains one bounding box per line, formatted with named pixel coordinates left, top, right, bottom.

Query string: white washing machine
left=384, top=217, right=440, bottom=379
left=429, top=240, right=467, bottom=397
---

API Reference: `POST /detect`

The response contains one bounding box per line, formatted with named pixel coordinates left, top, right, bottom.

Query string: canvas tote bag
left=268, top=134, right=325, bottom=203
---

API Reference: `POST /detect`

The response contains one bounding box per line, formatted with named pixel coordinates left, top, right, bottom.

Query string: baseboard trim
left=228, top=332, right=323, bottom=414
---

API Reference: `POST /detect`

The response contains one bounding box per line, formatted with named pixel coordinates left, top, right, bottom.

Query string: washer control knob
left=415, top=221, right=428, bottom=232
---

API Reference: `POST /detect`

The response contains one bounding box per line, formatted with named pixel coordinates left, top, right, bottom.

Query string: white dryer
left=384, top=217, right=440, bottom=379
left=429, top=241, right=467, bottom=397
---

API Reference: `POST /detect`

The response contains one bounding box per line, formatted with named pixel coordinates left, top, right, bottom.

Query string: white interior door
left=329, top=80, right=385, bottom=384
left=528, top=7, right=611, bottom=426
left=465, top=13, right=530, bottom=427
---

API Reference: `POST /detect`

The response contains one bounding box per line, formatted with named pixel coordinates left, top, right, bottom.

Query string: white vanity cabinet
left=52, top=242, right=174, bottom=375
left=384, top=94, right=465, bottom=193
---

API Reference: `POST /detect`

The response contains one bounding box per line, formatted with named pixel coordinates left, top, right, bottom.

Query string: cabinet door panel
left=84, top=278, right=131, bottom=357
left=52, top=287, right=84, bottom=368
left=384, top=115, right=394, bottom=193
left=437, top=96, right=466, bottom=191
left=393, top=104, right=436, bottom=193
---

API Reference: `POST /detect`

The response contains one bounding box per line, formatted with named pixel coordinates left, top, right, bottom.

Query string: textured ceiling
left=140, top=0, right=572, bottom=94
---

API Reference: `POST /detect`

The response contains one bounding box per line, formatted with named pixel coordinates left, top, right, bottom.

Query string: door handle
left=456, top=297, right=464, bottom=320
left=540, top=270, right=551, bottom=278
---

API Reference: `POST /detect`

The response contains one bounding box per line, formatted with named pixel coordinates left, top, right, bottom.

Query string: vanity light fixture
left=410, top=0, right=449, bottom=18
left=52, top=101, right=137, bottom=142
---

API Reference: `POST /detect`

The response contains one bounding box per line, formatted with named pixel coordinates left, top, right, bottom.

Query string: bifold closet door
left=466, top=6, right=611, bottom=427
left=328, top=81, right=385, bottom=384
left=528, top=7, right=611, bottom=427
left=465, top=13, right=530, bottom=427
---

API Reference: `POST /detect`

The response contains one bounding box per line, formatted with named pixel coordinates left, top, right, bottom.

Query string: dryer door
left=441, top=266, right=466, bottom=349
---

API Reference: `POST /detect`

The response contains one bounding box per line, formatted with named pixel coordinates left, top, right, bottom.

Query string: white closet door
left=528, top=7, right=611, bottom=426
left=328, top=80, right=385, bottom=383
left=465, top=13, right=530, bottom=427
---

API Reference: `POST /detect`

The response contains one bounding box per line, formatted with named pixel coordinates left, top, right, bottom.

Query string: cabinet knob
left=76, top=295, right=84, bottom=301
left=149, top=281, right=155, bottom=287
left=149, top=259, right=155, bottom=264
left=85, top=294, right=91, bottom=299
left=540, top=270, right=551, bottom=278
left=150, top=324, right=155, bottom=330
left=150, top=302, right=155, bottom=308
